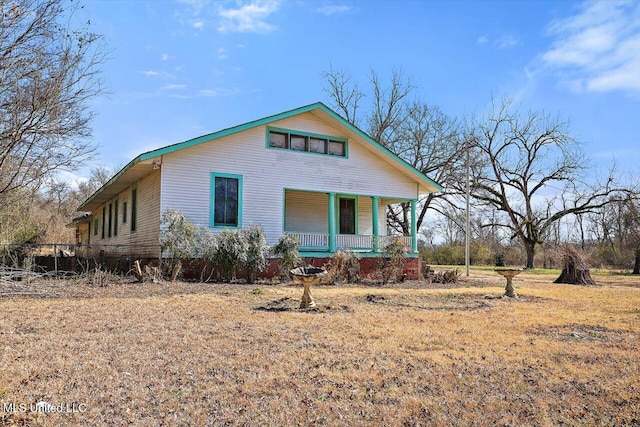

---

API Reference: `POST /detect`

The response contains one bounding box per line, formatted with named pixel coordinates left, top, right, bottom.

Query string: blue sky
left=76, top=0, right=639, bottom=181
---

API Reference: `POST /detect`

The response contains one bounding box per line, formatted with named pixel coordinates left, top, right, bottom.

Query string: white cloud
left=217, top=0, right=280, bottom=34
left=162, top=84, right=187, bottom=90
left=140, top=70, right=159, bottom=76
left=542, top=0, right=640, bottom=95
left=192, top=20, right=204, bottom=29
left=494, top=34, right=520, bottom=49
left=316, top=4, right=352, bottom=16
left=218, top=47, right=228, bottom=60
left=477, top=35, right=489, bottom=44
left=161, top=53, right=170, bottom=61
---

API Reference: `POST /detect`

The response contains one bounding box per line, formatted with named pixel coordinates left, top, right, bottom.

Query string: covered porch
left=283, top=189, right=418, bottom=256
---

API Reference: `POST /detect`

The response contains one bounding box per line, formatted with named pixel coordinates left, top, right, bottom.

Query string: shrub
left=213, top=229, right=247, bottom=282
left=159, top=209, right=199, bottom=279
left=379, top=236, right=408, bottom=285
left=198, top=227, right=218, bottom=281
left=329, top=250, right=360, bottom=284
left=243, top=226, right=270, bottom=284
left=272, top=233, right=300, bottom=281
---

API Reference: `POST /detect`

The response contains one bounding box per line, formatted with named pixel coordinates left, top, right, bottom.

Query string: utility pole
left=465, top=137, right=471, bottom=277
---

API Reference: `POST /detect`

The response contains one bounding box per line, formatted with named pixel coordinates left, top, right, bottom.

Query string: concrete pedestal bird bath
left=290, top=267, right=327, bottom=309
left=494, top=268, right=523, bottom=298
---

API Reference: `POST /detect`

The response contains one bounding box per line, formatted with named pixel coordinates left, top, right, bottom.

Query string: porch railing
left=289, top=233, right=412, bottom=252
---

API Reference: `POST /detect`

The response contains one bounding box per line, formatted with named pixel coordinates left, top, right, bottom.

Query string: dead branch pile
left=134, top=260, right=161, bottom=283
left=554, top=244, right=597, bottom=286
left=423, top=266, right=460, bottom=284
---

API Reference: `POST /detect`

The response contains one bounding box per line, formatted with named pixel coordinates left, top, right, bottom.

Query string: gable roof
left=78, top=102, right=443, bottom=211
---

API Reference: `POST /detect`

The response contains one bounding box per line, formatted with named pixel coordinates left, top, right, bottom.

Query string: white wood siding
left=88, top=170, right=161, bottom=257
left=161, top=112, right=417, bottom=245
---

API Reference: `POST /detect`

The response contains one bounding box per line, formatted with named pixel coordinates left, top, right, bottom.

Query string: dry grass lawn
left=1, top=270, right=639, bottom=426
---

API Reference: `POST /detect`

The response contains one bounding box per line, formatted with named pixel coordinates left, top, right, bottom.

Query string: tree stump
left=554, top=245, right=596, bottom=285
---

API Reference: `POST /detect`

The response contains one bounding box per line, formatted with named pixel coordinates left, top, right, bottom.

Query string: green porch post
left=410, top=199, right=418, bottom=253
left=328, top=192, right=336, bottom=252
left=372, top=196, right=380, bottom=252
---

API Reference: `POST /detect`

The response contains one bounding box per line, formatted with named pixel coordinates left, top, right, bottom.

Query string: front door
left=339, top=198, right=356, bottom=234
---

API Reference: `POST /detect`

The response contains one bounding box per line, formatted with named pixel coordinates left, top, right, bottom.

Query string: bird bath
left=291, top=267, right=327, bottom=309
left=494, top=268, right=523, bottom=298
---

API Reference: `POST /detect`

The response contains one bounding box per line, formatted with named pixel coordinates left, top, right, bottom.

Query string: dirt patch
left=527, top=324, right=639, bottom=344
left=363, top=292, right=496, bottom=311
left=254, top=297, right=351, bottom=313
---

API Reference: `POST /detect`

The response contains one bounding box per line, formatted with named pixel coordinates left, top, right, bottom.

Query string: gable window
left=329, top=140, right=346, bottom=156
left=122, top=200, right=127, bottom=224
left=210, top=173, right=243, bottom=228
left=290, top=135, right=307, bottom=151
left=267, top=127, right=347, bottom=157
left=310, top=137, right=326, bottom=154
left=269, top=132, right=287, bottom=149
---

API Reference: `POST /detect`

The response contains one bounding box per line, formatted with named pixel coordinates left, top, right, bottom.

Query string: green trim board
left=209, top=172, right=243, bottom=228
left=79, top=102, right=441, bottom=211
left=299, top=251, right=419, bottom=259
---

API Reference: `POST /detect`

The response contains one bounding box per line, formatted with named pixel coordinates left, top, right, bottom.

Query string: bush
left=159, top=209, right=199, bottom=279
left=243, top=226, right=270, bottom=284
left=213, top=229, right=247, bottom=282
left=329, top=250, right=360, bottom=284
left=272, top=233, right=300, bottom=280
left=379, top=236, right=408, bottom=285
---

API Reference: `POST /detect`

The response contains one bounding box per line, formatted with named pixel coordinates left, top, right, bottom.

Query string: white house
left=69, top=102, right=442, bottom=261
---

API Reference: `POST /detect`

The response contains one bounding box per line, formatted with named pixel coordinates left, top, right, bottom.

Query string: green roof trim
left=80, top=102, right=442, bottom=210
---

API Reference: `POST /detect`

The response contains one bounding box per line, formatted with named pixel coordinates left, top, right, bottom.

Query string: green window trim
left=209, top=172, right=243, bottom=228
left=266, top=126, right=348, bottom=158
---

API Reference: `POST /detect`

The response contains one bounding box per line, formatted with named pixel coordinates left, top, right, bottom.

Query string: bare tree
left=0, top=0, right=105, bottom=204
left=322, top=67, right=466, bottom=234
left=469, top=98, right=631, bottom=268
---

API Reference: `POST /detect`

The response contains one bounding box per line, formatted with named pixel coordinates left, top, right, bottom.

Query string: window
left=122, top=200, right=127, bottom=223
left=339, top=198, right=356, bottom=235
left=210, top=173, right=242, bottom=228
left=101, top=207, right=106, bottom=239
left=269, top=132, right=287, bottom=148
left=114, top=199, right=119, bottom=236
left=131, top=187, right=137, bottom=232
left=310, top=137, right=327, bottom=154
left=94, top=218, right=99, bottom=236
left=290, top=135, right=307, bottom=151
left=108, top=203, right=112, bottom=238
left=329, top=140, right=346, bottom=156
left=267, top=128, right=347, bottom=157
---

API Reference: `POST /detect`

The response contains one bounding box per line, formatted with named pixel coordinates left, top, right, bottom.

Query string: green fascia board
left=81, top=102, right=441, bottom=210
